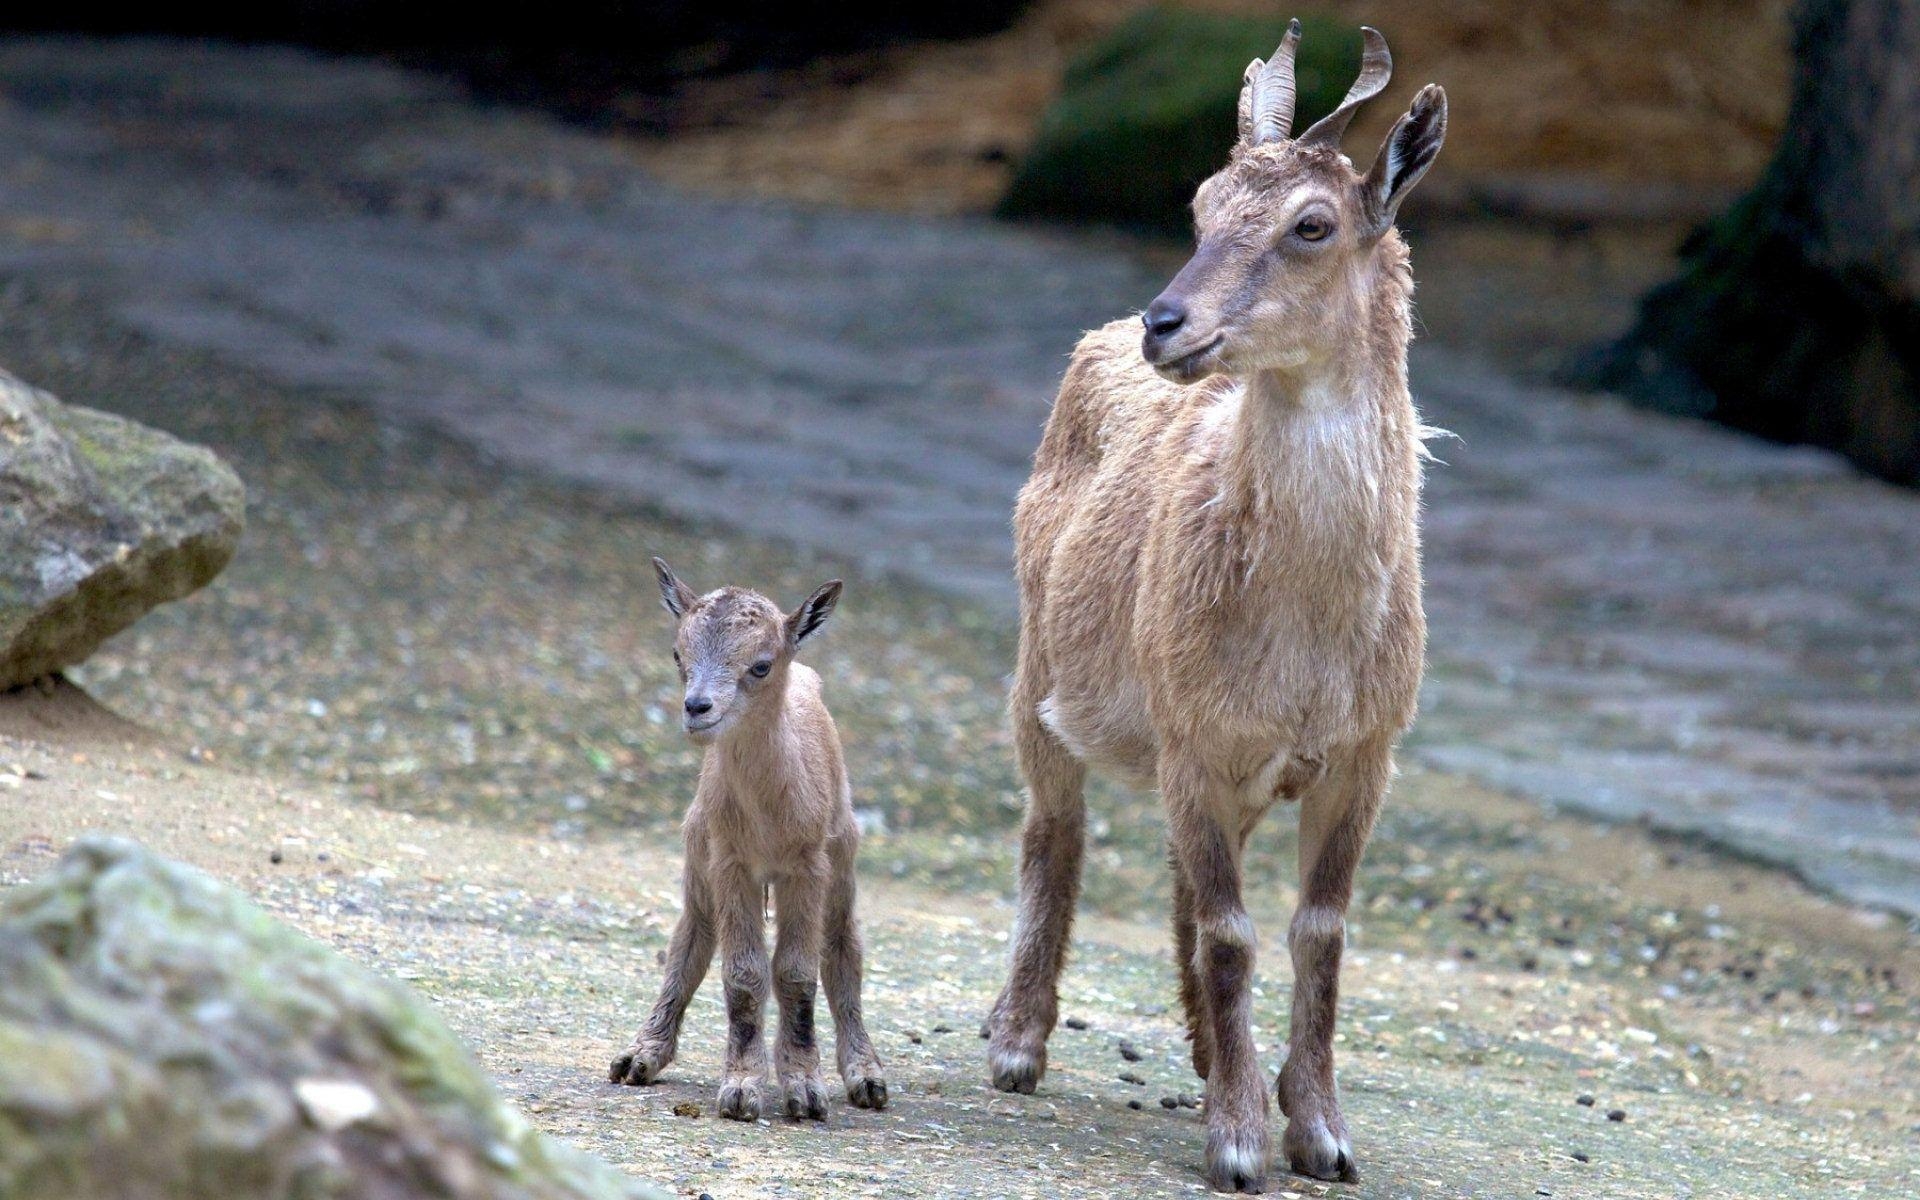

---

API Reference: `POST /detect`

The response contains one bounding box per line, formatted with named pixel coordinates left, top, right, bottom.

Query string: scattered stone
left=1607, top=1109, right=1628, bottom=1122
left=268, top=848, right=283, bottom=864
left=1127, top=1099, right=1143, bottom=1111
left=1117, top=1039, right=1143, bottom=1062
left=1119, top=1072, right=1145, bottom=1086
left=931, top=1024, right=952, bottom=1034
left=908, top=1031, right=923, bottom=1045
left=1065, top=1016, right=1089, bottom=1030
left=1571, top=1152, right=1591, bottom=1163
left=0, top=371, right=245, bottom=691
left=1159, top=1096, right=1180, bottom=1109
left=0, top=837, right=666, bottom=1200
left=1178, top=1093, right=1201, bottom=1109
left=1576, top=1094, right=1596, bottom=1107
left=673, top=1102, right=703, bottom=1119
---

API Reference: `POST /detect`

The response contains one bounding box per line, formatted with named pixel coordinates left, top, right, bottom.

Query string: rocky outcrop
left=0, top=837, right=667, bottom=1200
left=0, top=370, right=245, bottom=690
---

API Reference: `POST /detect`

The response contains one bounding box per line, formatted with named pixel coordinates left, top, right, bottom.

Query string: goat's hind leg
left=610, top=837, right=716, bottom=1086
left=986, top=696, right=1089, bottom=1094
left=822, top=835, right=887, bottom=1109
left=1171, top=852, right=1214, bottom=1080
left=1278, top=739, right=1388, bottom=1184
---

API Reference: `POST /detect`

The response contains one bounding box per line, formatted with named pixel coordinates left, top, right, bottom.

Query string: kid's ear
left=652, top=556, right=697, bottom=619
left=1362, top=83, right=1447, bottom=240
left=786, top=580, right=842, bottom=647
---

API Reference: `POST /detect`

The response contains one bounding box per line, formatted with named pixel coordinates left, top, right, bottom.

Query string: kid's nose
left=685, top=696, right=713, bottom=717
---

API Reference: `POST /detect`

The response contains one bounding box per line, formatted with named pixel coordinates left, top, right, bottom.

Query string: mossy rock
left=998, top=8, right=1358, bottom=232
left=0, top=369, right=246, bottom=690
left=0, top=837, right=667, bottom=1200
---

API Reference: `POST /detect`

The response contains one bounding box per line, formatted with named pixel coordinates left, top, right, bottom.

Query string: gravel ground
left=1, top=271, right=1917, bottom=1198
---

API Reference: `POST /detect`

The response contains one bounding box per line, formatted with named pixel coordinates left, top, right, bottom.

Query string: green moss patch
left=998, top=8, right=1358, bottom=232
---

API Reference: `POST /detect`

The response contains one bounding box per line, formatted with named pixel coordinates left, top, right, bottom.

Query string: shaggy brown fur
left=985, top=23, right=1447, bottom=1193
left=610, top=559, right=886, bottom=1120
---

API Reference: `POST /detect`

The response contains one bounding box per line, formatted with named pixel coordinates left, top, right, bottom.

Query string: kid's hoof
left=845, top=1073, right=889, bottom=1110
left=718, top=1078, right=763, bottom=1122
left=782, top=1074, right=830, bottom=1121
left=1283, top=1119, right=1357, bottom=1184
left=987, top=1040, right=1045, bottom=1094
left=1206, top=1125, right=1270, bottom=1194
left=608, top=1044, right=666, bottom=1086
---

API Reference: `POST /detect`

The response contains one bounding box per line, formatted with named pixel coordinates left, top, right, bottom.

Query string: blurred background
left=1, top=4, right=1917, bottom=1197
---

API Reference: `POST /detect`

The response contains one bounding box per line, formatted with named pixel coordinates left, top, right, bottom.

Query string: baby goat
left=609, top=558, right=887, bottom=1120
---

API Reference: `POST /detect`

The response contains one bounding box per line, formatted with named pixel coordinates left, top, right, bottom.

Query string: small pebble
left=1065, top=1017, right=1089, bottom=1030
left=1119, top=1071, right=1145, bottom=1086
left=1178, top=1093, right=1201, bottom=1109
left=1571, top=1152, right=1591, bottom=1163
left=1127, top=1099, right=1144, bottom=1111
left=1117, top=1039, right=1143, bottom=1062
left=268, top=849, right=283, bottom=864
left=931, top=1023, right=952, bottom=1034
left=672, top=1101, right=702, bottom=1118
left=1606, top=1109, right=1627, bottom=1122
left=1576, top=1094, right=1595, bottom=1107
left=1159, top=1096, right=1179, bottom=1109
left=908, top=1032, right=923, bottom=1045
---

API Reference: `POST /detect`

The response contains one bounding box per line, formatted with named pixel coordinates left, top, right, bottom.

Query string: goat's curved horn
left=1248, top=18, right=1303, bottom=145
left=1298, top=26, right=1392, bottom=147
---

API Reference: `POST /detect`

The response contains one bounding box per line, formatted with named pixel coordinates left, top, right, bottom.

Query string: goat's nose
left=1142, top=295, right=1187, bottom=340
left=684, top=696, right=713, bottom=717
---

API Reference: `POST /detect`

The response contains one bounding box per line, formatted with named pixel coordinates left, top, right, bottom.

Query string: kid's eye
left=1294, top=216, right=1331, bottom=241
left=672, top=650, right=681, bottom=666
left=749, top=660, right=772, bottom=678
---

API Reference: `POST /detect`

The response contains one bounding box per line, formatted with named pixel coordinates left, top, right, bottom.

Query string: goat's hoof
left=782, top=1073, right=830, bottom=1121
left=717, top=1077, right=763, bottom=1122
left=1283, top=1117, right=1357, bottom=1184
left=987, top=1038, right=1045, bottom=1094
left=1205, top=1123, right=1270, bottom=1194
left=608, top=1043, right=668, bottom=1086
left=845, top=1071, right=888, bottom=1110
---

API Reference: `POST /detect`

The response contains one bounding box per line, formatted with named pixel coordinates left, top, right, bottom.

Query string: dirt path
left=3, top=38, right=1915, bottom=913
left=4, top=689, right=1917, bottom=1199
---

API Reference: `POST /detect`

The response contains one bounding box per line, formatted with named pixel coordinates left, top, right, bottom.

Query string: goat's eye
left=748, top=660, right=772, bottom=679
left=671, top=650, right=682, bottom=666
left=1294, top=217, right=1331, bottom=242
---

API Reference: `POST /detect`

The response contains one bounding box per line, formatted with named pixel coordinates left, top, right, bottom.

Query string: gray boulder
left=0, top=370, right=244, bottom=691
left=0, top=837, right=668, bottom=1200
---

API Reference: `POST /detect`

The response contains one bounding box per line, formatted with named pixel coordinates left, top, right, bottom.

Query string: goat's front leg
left=822, top=832, right=887, bottom=1108
left=714, top=862, right=771, bottom=1121
left=771, top=857, right=830, bottom=1121
left=1277, top=739, right=1388, bottom=1184
left=610, top=832, right=716, bottom=1086
left=987, top=701, right=1088, bottom=1093
left=1165, top=756, right=1268, bottom=1194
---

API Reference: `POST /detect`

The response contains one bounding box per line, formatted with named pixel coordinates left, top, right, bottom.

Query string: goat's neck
left=1215, top=340, right=1406, bottom=593
left=714, top=686, right=792, bottom=788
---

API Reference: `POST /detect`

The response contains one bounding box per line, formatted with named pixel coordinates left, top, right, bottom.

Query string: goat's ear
left=786, top=580, right=842, bottom=648
left=652, top=556, right=696, bottom=619
left=1362, top=84, right=1446, bottom=239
